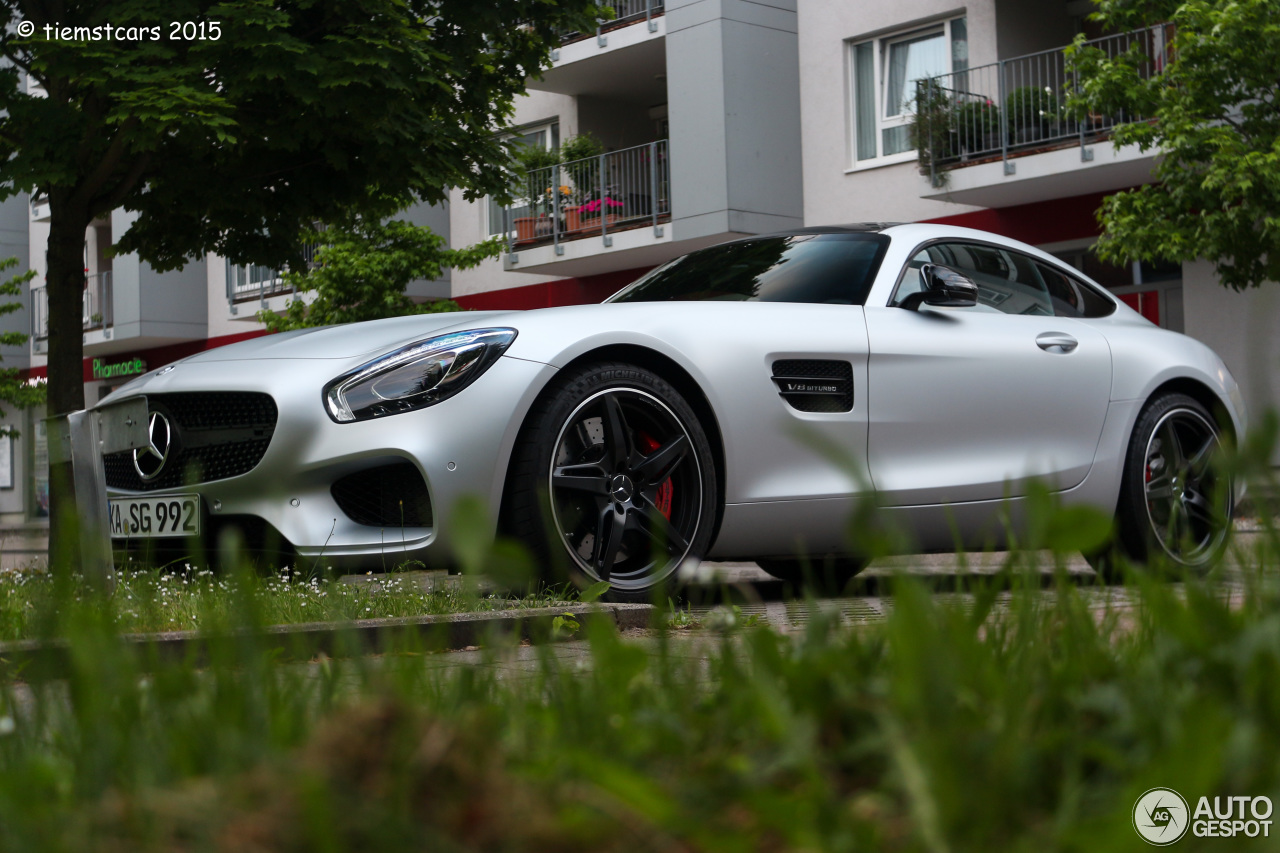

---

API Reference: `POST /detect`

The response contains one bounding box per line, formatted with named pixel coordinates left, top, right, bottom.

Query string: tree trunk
left=45, top=195, right=90, bottom=572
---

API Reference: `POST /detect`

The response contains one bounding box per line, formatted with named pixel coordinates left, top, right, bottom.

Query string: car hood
left=183, top=312, right=515, bottom=362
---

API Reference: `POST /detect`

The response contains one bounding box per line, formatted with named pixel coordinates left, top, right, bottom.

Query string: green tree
left=0, top=257, right=45, bottom=435
left=1068, top=0, right=1280, bottom=291
left=0, top=0, right=600, bottom=551
left=258, top=215, right=501, bottom=331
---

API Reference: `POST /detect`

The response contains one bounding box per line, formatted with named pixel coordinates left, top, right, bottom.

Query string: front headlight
left=324, top=328, right=517, bottom=422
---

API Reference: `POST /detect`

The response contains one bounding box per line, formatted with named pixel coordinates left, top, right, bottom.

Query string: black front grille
left=332, top=462, right=433, bottom=528
left=104, top=392, right=278, bottom=491
left=771, top=360, right=854, bottom=413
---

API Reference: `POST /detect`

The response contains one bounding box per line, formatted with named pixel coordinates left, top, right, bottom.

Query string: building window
left=488, top=120, right=560, bottom=236
left=849, top=17, right=967, bottom=165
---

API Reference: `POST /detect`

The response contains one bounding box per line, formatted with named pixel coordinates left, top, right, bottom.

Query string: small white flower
left=0, top=716, right=15, bottom=735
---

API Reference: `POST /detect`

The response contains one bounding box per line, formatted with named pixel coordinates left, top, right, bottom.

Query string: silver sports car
left=102, top=224, right=1246, bottom=598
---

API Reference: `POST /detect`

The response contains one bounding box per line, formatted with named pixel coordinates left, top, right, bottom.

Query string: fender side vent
left=771, top=360, right=853, bottom=413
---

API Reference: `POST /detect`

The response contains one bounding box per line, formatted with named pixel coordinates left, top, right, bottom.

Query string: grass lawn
left=0, top=563, right=578, bottom=641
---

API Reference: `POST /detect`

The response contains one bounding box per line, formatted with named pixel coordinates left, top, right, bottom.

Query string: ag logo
left=1134, top=787, right=1190, bottom=845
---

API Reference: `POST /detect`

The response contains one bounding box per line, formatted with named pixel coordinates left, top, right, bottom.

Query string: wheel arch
left=1144, top=376, right=1238, bottom=446
left=554, top=344, right=728, bottom=544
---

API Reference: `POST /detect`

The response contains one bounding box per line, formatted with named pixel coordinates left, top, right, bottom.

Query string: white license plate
left=109, top=494, right=201, bottom=539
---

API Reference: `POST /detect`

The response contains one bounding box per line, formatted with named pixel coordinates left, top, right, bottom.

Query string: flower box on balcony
left=513, top=216, right=538, bottom=243
left=564, top=206, right=584, bottom=234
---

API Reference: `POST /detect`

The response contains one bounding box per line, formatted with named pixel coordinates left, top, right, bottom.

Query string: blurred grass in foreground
left=0, top=420, right=1275, bottom=850
left=0, top=565, right=579, bottom=641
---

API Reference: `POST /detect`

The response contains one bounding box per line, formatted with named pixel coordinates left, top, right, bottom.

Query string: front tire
left=1090, top=392, right=1232, bottom=580
left=503, top=362, right=718, bottom=602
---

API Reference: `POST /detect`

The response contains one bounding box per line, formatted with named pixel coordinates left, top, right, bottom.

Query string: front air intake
left=331, top=461, right=434, bottom=528
left=771, top=360, right=854, bottom=413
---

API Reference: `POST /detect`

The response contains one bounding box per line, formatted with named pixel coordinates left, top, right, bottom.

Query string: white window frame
left=846, top=17, right=966, bottom=171
left=488, top=119, right=560, bottom=237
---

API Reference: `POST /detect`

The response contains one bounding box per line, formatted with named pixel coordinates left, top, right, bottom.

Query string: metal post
left=647, top=0, right=657, bottom=32
left=46, top=396, right=148, bottom=589
left=599, top=152, right=611, bottom=246
left=103, top=271, right=113, bottom=330
left=553, top=163, right=563, bottom=255
left=225, top=263, right=238, bottom=316
left=1076, top=62, right=1093, bottom=162
left=649, top=141, right=660, bottom=234
left=926, top=80, right=937, bottom=188
left=505, top=204, right=516, bottom=264
left=998, top=59, right=1013, bottom=175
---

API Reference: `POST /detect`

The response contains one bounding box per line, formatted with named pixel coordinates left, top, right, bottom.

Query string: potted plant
left=1005, top=86, right=1060, bottom=144
left=558, top=132, right=606, bottom=164
left=954, top=99, right=1001, bottom=157
left=910, top=78, right=957, bottom=179
left=557, top=133, right=607, bottom=231
left=512, top=143, right=561, bottom=243
left=579, top=195, right=624, bottom=231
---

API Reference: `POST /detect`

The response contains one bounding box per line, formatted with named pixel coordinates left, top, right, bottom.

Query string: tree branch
left=93, top=151, right=153, bottom=217
left=69, top=115, right=138, bottom=211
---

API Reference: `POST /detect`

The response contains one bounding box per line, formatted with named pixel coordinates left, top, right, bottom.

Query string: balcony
left=224, top=247, right=319, bottom=316
left=534, top=0, right=666, bottom=100
left=559, top=0, right=664, bottom=46
left=915, top=25, right=1171, bottom=208
left=502, top=140, right=672, bottom=275
left=31, top=272, right=114, bottom=352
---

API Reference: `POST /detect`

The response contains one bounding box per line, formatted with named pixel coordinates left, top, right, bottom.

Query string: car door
left=864, top=240, right=1113, bottom=506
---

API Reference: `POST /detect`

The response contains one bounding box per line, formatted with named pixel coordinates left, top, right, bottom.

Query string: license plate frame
left=109, top=494, right=202, bottom=540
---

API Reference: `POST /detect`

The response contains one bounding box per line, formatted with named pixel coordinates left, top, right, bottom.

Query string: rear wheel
left=503, top=362, right=717, bottom=602
left=1089, top=392, right=1232, bottom=580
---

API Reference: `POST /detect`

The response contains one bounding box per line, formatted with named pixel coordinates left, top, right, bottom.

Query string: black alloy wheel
left=1091, top=392, right=1232, bottom=579
left=504, top=362, right=717, bottom=601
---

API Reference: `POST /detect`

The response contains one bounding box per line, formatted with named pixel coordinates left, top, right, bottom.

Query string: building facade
left=3, top=0, right=1277, bottom=564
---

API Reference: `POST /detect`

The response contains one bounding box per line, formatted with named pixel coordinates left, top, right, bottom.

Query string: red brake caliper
left=637, top=432, right=673, bottom=519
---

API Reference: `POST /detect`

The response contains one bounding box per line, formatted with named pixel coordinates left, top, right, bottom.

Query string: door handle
left=1036, top=332, right=1078, bottom=353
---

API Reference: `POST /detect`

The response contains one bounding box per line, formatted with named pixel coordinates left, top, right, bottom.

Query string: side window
left=1035, top=261, right=1115, bottom=318
left=898, top=242, right=1051, bottom=315
left=898, top=241, right=1118, bottom=317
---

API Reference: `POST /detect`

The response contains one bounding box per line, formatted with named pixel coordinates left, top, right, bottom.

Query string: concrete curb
left=0, top=603, right=656, bottom=680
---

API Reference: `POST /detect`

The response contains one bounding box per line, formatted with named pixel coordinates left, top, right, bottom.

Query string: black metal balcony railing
left=914, top=24, right=1173, bottom=185
left=560, top=0, right=663, bottom=45
left=31, top=271, right=114, bottom=341
left=503, top=139, right=670, bottom=254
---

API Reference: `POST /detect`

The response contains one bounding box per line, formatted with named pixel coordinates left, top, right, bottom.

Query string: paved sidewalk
left=395, top=529, right=1271, bottom=674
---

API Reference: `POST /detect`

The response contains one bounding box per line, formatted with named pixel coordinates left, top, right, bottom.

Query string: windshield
left=609, top=233, right=891, bottom=305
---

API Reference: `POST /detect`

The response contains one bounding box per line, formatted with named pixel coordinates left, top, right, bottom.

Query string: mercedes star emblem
left=133, top=411, right=172, bottom=481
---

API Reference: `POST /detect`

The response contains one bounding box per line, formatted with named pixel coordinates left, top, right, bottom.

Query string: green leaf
left=578, top=581, right=612, bottom=604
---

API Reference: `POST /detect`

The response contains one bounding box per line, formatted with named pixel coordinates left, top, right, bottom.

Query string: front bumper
left=103, top=354, right=558, bottom=568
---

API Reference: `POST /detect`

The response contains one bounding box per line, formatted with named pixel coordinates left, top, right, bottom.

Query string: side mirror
left=898, top=263, right=979, bottom=311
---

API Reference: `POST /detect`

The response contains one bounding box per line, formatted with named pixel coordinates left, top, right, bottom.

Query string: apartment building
left=448, top=0, right=1277, bottom=428
left=447, top=0, right=804, bottom=309
left=3, top=0, right=1276, bottom=562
